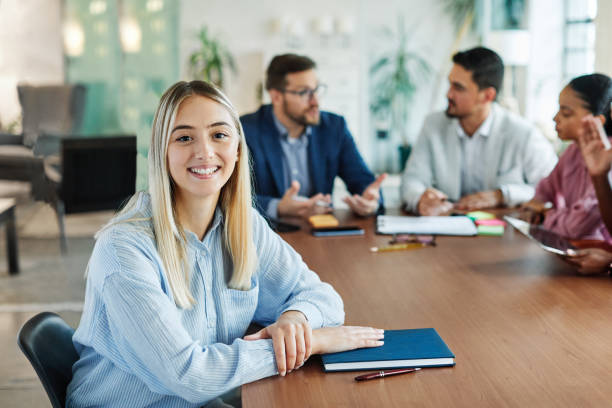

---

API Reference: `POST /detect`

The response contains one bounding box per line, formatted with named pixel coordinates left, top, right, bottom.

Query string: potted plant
left=441, top=0, right=478, bottom=45
left=370, top=16, right=431, bottom=171
left=188, top=26, right=236, bottom=89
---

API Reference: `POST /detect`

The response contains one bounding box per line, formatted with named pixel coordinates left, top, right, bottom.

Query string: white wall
left=179, top=0, right=460, bottom=172
left=0, top=0, right=64, bottom=127
left=179, top=0, right=366, bottom=112
left=525, top=0, right=564, bottom=144
left=0, top=0, right=583, bottom=166
left=595, top=0, right=612, bottom=75
left=179, top=0, right=368, bottom=168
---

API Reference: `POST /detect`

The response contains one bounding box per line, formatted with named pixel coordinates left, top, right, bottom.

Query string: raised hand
left=277, top=181, right=332, bottom=218
left=343, top=174, right=387, bottom=216
left=578, top=116, right=612, bottom=177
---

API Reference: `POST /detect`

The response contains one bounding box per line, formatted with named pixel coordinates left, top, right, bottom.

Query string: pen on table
left=355, top=367, right=421, bottom=381
left=370, top=242, right=426, bottom=252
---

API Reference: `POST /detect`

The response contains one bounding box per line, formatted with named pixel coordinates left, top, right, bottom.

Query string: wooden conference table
left=242, top=210, right=612, bottom=407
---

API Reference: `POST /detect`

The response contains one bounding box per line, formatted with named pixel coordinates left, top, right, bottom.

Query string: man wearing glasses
left=242, top=53, right=385, bottom=219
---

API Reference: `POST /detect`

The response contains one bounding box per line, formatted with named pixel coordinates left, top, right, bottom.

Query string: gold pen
left=370, top=242, right=426, bottom=252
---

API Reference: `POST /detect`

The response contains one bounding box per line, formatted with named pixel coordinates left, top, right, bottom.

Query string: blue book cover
left=321, top=328, right=455, bottom=372
left=312, top=228, right=364, bottom=237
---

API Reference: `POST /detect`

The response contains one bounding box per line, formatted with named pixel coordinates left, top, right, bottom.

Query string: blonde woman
left=66, top=81, right=383, bottom=408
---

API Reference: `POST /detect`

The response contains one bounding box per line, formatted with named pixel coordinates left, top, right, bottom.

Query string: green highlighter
left=477, top=225, right=505, bottom=236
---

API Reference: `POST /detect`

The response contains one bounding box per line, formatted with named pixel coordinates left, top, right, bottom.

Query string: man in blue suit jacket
left=241, top=54, right=385, bottom=219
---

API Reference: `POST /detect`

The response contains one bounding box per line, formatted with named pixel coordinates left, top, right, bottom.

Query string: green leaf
left=440, top=0, right=477, bottom=34
left=369, top=14, right=434, bottom=143
left=188, top=24, right=237, bottom=88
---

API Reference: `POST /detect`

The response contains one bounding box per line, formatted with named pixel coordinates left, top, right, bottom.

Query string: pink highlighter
left=475, top=219, right=506, bottom=227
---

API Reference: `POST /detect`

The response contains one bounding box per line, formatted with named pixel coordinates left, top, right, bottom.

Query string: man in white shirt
left=401, top=47, right=557, bottom=215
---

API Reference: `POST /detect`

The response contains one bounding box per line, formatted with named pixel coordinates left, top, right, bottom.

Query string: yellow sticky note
left=466, top=211, right=495, bottom=221
left=308, top=214, right=339, bottom=228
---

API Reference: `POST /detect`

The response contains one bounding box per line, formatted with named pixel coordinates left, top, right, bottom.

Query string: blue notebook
left=321, top=328, right=455, bottom=372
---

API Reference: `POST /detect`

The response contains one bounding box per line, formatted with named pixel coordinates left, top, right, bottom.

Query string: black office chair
left=17, top=312, right=79, bottom=408
left=46, top=135, right=137, bottom=253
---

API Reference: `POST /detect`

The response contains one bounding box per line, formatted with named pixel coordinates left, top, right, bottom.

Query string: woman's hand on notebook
left=311, top=326, right=385, bottom=355
left=243, top=310, right=312, bottom=376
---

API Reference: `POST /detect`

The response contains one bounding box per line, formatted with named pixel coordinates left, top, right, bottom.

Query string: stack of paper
left=376, top=215, right=477, bottom=236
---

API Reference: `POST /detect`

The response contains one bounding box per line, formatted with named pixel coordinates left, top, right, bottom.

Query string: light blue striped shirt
left=456, top=109, right=494, bottom=197
left=66, top=192, right=344, bottom=407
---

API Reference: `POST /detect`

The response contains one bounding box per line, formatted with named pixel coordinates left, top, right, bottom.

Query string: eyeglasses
left=282, top=84, right=327, bottom=101
left=389, top=234, right=436, bottom=247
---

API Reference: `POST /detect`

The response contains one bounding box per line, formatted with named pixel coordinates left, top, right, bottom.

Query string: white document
left=376, top=215, right=477, bottom=236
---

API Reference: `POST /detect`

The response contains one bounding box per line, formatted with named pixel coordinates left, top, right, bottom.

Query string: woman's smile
left=188, top=165, right=221, bottom=178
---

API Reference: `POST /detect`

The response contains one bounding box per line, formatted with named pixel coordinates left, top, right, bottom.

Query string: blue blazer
left=241, top=105, right=382, bottom=215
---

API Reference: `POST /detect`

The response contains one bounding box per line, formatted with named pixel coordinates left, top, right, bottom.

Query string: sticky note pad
left=308, top=214, right=339, bottom=228
left=477, top=225, right=504, bottom=236
left=466, top=211, right=496, bottom=221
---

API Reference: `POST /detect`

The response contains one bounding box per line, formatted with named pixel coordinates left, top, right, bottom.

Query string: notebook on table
left=376, top=215, right=477, bottom=236
left=321, top=328, right=455, bottom=372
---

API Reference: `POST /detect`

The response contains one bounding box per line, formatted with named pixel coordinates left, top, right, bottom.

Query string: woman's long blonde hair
left=127, top=81, right=256, bottom=308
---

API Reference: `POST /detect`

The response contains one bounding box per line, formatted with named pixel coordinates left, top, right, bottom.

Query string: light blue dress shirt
left=456, top=109, right=494, bottom=197
left=265, top=113, right=313, bottom=219
left=66, top=192, right=344, bottom=407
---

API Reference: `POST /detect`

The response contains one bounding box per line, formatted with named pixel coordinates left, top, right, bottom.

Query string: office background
left=1, top=0, right=609, bottom=182
left=0, top=1, right=610, bottom=406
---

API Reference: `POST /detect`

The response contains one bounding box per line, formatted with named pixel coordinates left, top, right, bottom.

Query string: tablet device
left=312, top=226, right=364, bottom=237
left=504, top=216, right=576, bottom=255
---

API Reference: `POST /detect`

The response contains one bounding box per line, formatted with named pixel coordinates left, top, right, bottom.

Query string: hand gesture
left=564, top=248, right=612, bottom=275
left=417, top=188, right=454, bottom=216
left=243, top=311, right=312, bottom=376
left=311, top=326, right=384, bottom=355
left=455, top=189, right=504, bottom=211
left=277, top=181, right=332, bottom=218
left=519, top=199, right=550, bottom=224
left=343, top=174, right=387, bottom=216
left=578, top=116, right=612, bottom=177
